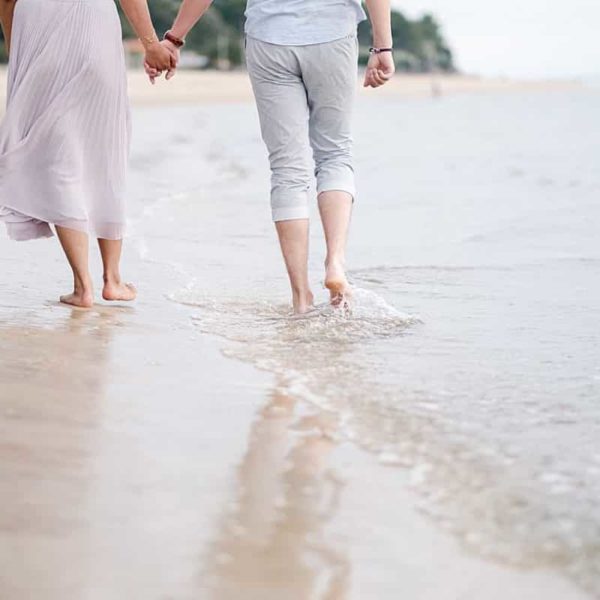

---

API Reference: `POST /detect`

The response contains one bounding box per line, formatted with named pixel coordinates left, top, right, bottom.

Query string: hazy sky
left=395, top=0, right=600, bottom=78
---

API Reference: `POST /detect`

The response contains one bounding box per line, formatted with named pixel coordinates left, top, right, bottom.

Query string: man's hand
left=144, top=40, right=179, bottom=84
left=363, top=52, right=395, bottom=88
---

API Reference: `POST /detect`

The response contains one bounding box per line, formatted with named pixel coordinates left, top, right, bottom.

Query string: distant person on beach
left=151, top=0, right=395, bottom=314
left=0, top=0, right=177, bottom=308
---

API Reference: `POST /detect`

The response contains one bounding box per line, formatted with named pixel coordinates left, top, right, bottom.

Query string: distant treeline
left=1, top=1, right=454, bottom=72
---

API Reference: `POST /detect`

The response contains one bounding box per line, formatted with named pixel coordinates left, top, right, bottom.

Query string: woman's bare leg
left=55, top=226, right=94, bottom=308
left=318, top=191, right=353, bottom=305
left=97, top=238, right=137, bottom=302
left=275, top=219, right=314, bottom=314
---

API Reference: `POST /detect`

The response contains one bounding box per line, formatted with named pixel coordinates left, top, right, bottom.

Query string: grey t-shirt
left=245, top=0, right=367, bottom=46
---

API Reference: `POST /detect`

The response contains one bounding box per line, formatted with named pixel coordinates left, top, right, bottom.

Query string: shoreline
left=128, top=71, right=589, bottom=107
left=0, top=67, right=588, bottom=110
left=126, top=70, right=587, bottom=107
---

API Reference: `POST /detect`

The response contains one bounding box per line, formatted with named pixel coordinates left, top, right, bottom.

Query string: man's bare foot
left=60, top=288, right=94, bottom=309
left=102, top=280, right=137, bottom=302
left=325, top=259, right=351, bottom=307
left=292, top=289, right=314, bottom=315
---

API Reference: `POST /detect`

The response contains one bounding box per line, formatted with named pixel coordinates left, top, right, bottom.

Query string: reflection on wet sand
left=205, top=387, right=350, bottom=600
left=0, top=308, right=118, bottom=599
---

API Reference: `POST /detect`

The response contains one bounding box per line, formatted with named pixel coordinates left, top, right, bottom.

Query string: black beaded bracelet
left=369, top=47, right=393, bottom=54
left=164, top=31, right=185, bottom=48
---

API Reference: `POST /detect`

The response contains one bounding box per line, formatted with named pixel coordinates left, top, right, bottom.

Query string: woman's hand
left=145, top=41, right=176, bottom=70
left=144, top=40, right=180, bottom=84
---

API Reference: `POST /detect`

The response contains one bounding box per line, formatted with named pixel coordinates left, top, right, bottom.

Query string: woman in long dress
left=0, top=0, right=176, bottom=307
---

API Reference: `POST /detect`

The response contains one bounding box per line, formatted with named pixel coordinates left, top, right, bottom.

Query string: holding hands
left=118, top=1, right=184, bottom=83
left=143, top=36, right=181, bottom=84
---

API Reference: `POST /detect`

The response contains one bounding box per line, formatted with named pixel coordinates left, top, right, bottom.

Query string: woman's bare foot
left=292, top=289, right=314, bottom=315
left=325, top=259, right=351, bottom=307
left=60, top=281, right=94, bottom=309
left=102, top=278, right=137, bottom=302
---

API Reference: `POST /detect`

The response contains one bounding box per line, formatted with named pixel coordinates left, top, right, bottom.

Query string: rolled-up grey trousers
left=246, top=35, right=358, bottom=222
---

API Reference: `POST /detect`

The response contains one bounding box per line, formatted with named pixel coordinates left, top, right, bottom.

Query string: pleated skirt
left=0, top=0, right=131, bottom=241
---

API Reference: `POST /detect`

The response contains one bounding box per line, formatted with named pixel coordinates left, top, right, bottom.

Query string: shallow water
left=130, top=88, right=600, bottom=595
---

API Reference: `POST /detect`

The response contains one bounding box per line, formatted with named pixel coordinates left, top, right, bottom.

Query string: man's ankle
left=103, top=272, right=121, bottom=285
left=325, top=255, right=345, bottom=268
left=291, top=281, right=312, bottom=298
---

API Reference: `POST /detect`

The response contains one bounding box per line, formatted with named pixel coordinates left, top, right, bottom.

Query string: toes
left=125, top=283, right=137, bottom=300
left=330, top=293, right=345, bottom=308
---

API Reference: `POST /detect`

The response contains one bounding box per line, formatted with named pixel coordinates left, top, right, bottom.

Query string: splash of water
left=167, top=275, right=600, bottom=597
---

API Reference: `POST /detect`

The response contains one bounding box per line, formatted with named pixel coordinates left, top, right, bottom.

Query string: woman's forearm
left=0, top=0, right=17, bottom=53
left=170, top=0, right=213, bottom=40
left=118, top=0, right=159, bottom=48
left=364, top=0, right=393, bottom=48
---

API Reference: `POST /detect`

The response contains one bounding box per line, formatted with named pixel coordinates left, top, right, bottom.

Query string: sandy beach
left=1, top=69, right=598, bottom=599
left=0, top=67, right=586, bottom=109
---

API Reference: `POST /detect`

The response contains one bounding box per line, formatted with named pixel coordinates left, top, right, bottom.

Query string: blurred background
left=0, top=0, right=454, bottom=72
left=399, top=0, right=600, bottom=80
left=2, top=0, right=597, bottom=81
left=115, top=0, right=455, bottom=73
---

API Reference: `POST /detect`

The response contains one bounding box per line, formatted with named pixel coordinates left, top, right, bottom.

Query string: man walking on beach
left=156, top=0, right=395, bottom=313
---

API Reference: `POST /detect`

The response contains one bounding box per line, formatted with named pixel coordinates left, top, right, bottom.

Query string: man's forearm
left=364, top=0, right=393, bottom=48
left=170, top=0, right=213, bottom=40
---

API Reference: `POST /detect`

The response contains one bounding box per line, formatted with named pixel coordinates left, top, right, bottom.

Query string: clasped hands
left=144, top=39, right=180, bottom=84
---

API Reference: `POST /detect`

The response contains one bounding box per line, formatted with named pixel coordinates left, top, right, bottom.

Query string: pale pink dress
left=0, top=0, right=130, bottom=241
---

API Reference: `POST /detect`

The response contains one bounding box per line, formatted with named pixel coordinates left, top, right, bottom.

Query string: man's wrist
left=164, top=30, right=185, bottom=48
left=372, top=34, right=393, bottom=49
left=170, top=24, right=188, bottom=42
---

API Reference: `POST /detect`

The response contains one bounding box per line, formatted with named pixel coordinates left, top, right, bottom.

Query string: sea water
left=129, top=86, right=600, bottom=595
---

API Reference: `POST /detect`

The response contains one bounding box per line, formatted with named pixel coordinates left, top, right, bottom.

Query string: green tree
left=117, top=0, right=243, bottom=66
left=2, top=1, right=454, bottom=71
left=359, top=10, right=454, bottom=71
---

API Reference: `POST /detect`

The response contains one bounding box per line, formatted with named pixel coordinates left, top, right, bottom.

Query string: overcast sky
left=394, top=0, right=600, bottom=78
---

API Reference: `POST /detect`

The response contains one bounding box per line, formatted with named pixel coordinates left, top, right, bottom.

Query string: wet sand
left=0, top=252, right=591, bottom=599
left=0, top=71, right=596, bottom=599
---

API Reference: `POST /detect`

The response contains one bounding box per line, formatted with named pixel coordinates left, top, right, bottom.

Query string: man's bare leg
left=55, top=226, right=94, bottom=308
left=275, top=219, right=314, bottom=314
left=98, top=238, right=137, bottom=302
left=318, top=190, right=353, bottom=305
